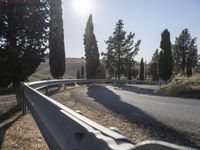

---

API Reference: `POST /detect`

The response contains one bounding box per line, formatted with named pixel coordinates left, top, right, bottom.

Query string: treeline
left=0, top=0, right=65, bottom=104
left=0, top=0, right=199, bottom=106
left=0, top=0, right=49, bottom=104
left=150, top=29, right=199, bottom=81
left=84, top=15, right=198, bottom=82
left=83, top=17, right=141, bottom=80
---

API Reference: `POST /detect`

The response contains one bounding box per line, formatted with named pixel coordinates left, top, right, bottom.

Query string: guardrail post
left=22, top=85, right=27, bottom=115
left=64, top=84, right=67, bottom=90
left=45, top=87, right=48, bottom=95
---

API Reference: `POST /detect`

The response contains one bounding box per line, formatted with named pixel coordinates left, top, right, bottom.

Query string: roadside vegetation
left=149, top=29, right=199, bottom=98
left=157, top=74, right=200, bottom=99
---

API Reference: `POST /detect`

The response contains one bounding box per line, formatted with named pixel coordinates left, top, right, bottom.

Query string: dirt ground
left=0, top=94, right=16, bottom=114
left=0, top=86, right=153, bottom=149
left=1, top=85, right=196, bottom=149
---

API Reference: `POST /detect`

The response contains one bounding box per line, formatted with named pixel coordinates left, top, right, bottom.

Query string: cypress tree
left=0, top=0, right=49, bottom=104
left=150, top=49, right=159, bottom=81
left=49, top=0, right=66, bottom=79
left=173, top=29, right=198, bottom=76
left=159, top=29, right=173, bottom=81
left=139, top=58, right=144, bottom=80
left=83, top=14, right=100, bottom=79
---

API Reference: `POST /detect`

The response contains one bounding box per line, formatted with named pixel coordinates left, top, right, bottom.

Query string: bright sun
left=72, top=0, right=92, bottom=16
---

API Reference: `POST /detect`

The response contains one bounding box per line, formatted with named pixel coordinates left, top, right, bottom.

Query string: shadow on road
left=115, top=84, right=157, bottom=96
left=87, top=86, right=199, bottom=148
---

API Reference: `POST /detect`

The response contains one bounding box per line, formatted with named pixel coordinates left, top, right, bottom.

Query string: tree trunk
left=13, top=82, right=22, bottom=106
left=118, top=47, right=121, bottom=80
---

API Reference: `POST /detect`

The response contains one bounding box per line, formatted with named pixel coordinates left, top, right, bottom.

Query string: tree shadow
left=87, top=86, right=199, bottom=148
left=115, top=84, right=158, bottom=96
left=117, top=84, right=200, bottom=101
left=0, top=105, right=21, bottom=123
left=0, top=105, right=22, bottom=148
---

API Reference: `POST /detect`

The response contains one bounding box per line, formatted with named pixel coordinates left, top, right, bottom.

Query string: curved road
left=71, top=84, right=200, bottom=148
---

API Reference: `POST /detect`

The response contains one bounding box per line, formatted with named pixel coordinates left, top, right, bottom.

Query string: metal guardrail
left=23, top=79, right=195, bottom=150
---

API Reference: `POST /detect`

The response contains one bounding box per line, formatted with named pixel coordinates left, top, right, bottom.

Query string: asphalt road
left=71, top=84, right=200, bottom=148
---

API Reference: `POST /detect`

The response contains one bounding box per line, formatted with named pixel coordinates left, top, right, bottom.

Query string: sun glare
left=72, top=0, right=92, bottom=17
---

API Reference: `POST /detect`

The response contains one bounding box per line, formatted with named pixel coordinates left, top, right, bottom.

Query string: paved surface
left=71, top=84, right=200, bottom=148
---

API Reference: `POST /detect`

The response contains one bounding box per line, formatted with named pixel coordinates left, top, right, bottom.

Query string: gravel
left=50, top=85, right=151, bottom=143
left=1, top=113, right=48, bottom=150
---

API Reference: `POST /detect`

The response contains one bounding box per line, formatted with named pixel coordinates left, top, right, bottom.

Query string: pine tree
left=83, top=14, right=100, bottom=79
left=81, top=66, right=85, bottom=79
left=102, top=48, right=115, bottom=78
left=49, top=0, right=66, bottom=79
left=103, top=20, right=140, bottom=80
left=150, top=49, right=159, bottom=81
left=173, top=29, right=198, bottom=76
left=76, top=70, right=80, bottom=79
left=139, top=58, right=144, bottom=80
left=0, top=0, right=49, bottom=104
left=159, top=29, right=173, bottom=81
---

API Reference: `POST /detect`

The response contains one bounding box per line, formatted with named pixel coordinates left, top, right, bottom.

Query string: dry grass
left=29, top=58, right=86, bottom=81
left=1, top=114, right=48, bottom=150
left=156, top=74, right=200, bottom=99
left=50, top=88, right=151, bottom=143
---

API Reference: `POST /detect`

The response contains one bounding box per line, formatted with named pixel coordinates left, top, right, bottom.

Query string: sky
left=62, top=0, right=200, bottom=62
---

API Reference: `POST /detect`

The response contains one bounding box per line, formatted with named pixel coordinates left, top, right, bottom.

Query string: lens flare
left=72, top=0, right=92, bottom=17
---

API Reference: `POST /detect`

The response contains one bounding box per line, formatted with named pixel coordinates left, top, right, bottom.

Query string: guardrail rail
left=22, top=79, right=195, bottom=150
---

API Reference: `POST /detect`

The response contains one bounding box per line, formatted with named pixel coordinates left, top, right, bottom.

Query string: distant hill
left=29, top=58, right=86, bottom=81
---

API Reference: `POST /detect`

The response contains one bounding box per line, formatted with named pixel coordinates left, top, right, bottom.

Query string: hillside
left=156, top=74, right=200, bottom=99
left=29, top=58, right=86, bottom=81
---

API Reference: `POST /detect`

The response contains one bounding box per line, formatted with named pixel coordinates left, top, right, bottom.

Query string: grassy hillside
left=156, top=74, right=200, bottom=99
left=29, top=58, right=86, bottom=81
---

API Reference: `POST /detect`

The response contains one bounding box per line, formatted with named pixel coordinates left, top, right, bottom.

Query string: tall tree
left=173, top=29, right=198, bottom=76
left=83, top=14, right=100, bottom=79
left=49, top=0, right=66, bottom=79
left=150, top=49, right=159, bottom=81
left=139, top=58, right=144, bottom=80
left=102, top=47, right=115, bottom=78
left=80, top=65, right=85, bottom=79
left=0, top=0, right=49, bottom=104
left=159, top=29, right=173, bottom=81
left=103, top=20, right=140, bottom=80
